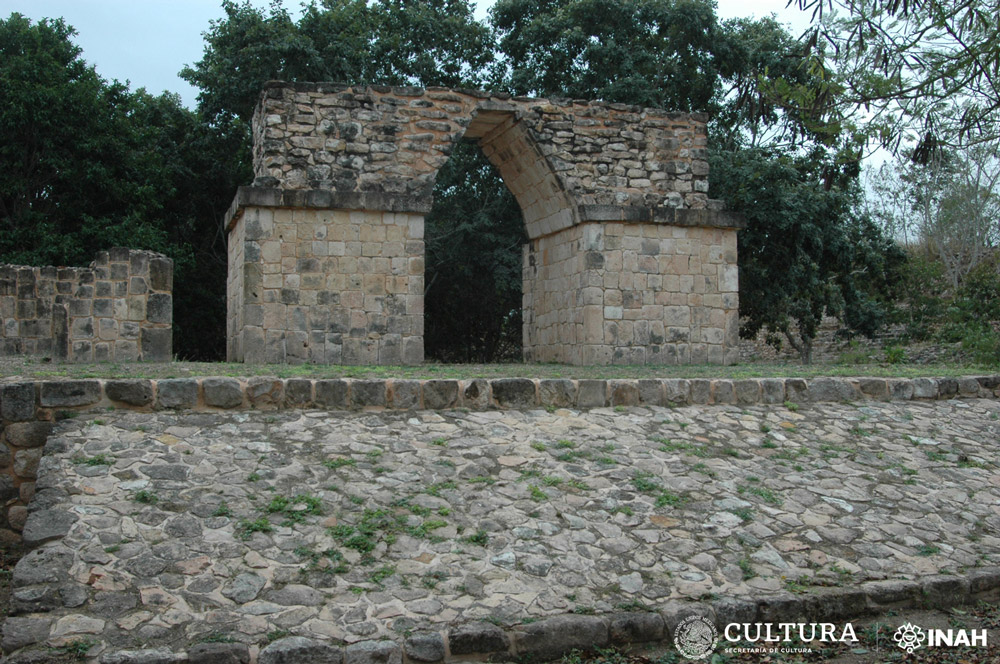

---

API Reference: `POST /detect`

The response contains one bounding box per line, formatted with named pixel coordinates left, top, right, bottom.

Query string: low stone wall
left=0, top=248, right=172, bottom=363
left=1, top=374, right=997, bottom=543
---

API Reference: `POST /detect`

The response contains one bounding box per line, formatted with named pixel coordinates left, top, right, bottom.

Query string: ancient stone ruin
left=226, top=82, right=743, bottom=365
left=0, top=248, right=173, bottom=363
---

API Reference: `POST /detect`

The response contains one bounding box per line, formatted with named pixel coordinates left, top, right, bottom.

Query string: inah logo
left=893, top=623, right=926, bottom=653
left=674, top=616, right=718, bottom=660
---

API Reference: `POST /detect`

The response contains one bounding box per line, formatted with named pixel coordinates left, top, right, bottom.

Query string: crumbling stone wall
left=0, top=248, right=172, bottom=363
left=228, top=82, right=743, bottom=365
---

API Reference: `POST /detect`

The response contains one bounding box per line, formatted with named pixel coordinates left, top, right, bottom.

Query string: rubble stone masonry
left=0, top=248, right=172, bottom=363
left=227, top=82, right=743, bottom=365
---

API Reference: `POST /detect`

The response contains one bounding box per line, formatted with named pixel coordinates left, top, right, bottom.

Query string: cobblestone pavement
left=9, top=399, right=1000, bottom=657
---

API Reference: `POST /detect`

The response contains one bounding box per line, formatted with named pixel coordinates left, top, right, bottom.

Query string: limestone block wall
left=0, top=249, right=172, bottom=363
left=227, top=202, right=423, bottom=364
left=524, top=221, right=739, bottom=365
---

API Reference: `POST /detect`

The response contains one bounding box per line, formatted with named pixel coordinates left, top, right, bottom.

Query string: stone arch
left=225, top=82, right=743, bottom=366
left=462, top=107, right=577, bottom=240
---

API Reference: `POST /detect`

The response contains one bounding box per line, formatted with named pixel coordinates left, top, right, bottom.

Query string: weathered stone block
left=3, top=422, right=52, bottom=449
left=491, top=378, right=536, bottom=408
left=514, top=614, right=609, bottom=659
left=0, top=383, right=35, bottom=422
left=712, top=380, right=735, bottom=404
left=203, top=377, right=244, bottom=409
left=13, top=447, right=42, bottom=477
left=21, top=508, right=78, bottom=546
left=859, top=378, right=889, bottom=400
left=938, top=377, right=959, bottom=398
left=688, top=379, right=710, bottom=404
left=577, top=380, right=607, bottom=408
left=39, top=380, right=101, bottom=408
left=636, top=379, right=663, bottom=406
left=912, top=377, right=939, bottom=399
left=422, top=380, right=459, bottom=410
left=461, top=379, right=489, bottom=410
left=1, top=616, right=53, bottom=652
left=921, top=575, right=970, bottom=608
left=404, top=633, right=445, bottom=663
left=663, top=379, right=690, bottom=405
left=609, top=380, right=639, bottom=406
left=733, top=379, right=760, bottom=404
left=98, top=648, right=179, bottom=664
left=343, top=640, right=401, bottom=664
left=608, top=612, right=664, bottom=644
left=315, top=380, right=349, bottom=409
left=808, top=378, right=860, bottom=402
left=448, top=623, right=509, bottom=655
left=140, top=327, right=172, bottom=362
left=188, top=642, right=250, bottom=664
left=388, top=379, right=420, bottom=409
left=285, top=379, right=314, bottom=406
left=146, top=293, right=172, bottom=324
left=260, top=637, right=342, bottom=664
left=539, top=379, right=576, bottom=408
left=888, top=379, right=914, bottom=400
left=759, top=378, right=785, bottom=404
left=958, top=377, right=981, bottom=396
left=155, top=379, right=199, bottom=409
left=350, top=380, right=386, bottom=409
left=247, top=377, right=283, bottom=408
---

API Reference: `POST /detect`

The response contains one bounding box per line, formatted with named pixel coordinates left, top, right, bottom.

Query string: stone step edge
left=1, top=375, right=998, bottom=421
left=5, top=568, right=997, bottom=664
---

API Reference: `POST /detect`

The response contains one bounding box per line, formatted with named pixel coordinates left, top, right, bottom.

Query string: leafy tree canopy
left=181, top=0, right=492, bottom=124
left=786, top=0, right=1000, bottom=150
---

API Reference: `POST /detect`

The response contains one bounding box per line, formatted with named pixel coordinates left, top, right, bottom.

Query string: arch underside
left=464, top=110, right=577, bottom=241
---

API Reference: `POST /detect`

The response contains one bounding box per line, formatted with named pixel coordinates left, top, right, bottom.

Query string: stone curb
left=1, top=375, right=997, bottom=423
left=5, top=567, right=998, bottom=663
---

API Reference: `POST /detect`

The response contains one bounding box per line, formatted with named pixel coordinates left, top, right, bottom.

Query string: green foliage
left=424, top=142, right=525, bottom=361
left=181, top=0, right=491, bottom=124
left=492, top=0, right=721, bottom=111
left=133, top=490, right=158, bottom=505
left=710, top=145, right=903, bottom=362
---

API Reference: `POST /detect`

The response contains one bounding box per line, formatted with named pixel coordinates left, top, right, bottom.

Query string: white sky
left=1, top=0, right=814, bottom=108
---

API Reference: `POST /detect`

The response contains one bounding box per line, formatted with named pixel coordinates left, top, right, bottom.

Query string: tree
left=424, top=143, right=525, bottom=362
left=0, top=14, right=170, bottom=266
left=182, top=0, right=492, bottom=124
left=787, top=0, right=1000, bottom=149
left=491, top=0, right=722, bottom=110
left=710, top=145, right=904, bottom=362
left=866, top=143, right=1000, bottom=289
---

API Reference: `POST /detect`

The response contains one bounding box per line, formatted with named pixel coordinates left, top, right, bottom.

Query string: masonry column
left=225, top=190, right=425, bottom=365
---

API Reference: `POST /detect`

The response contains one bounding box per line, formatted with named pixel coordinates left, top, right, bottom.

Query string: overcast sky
left=1, top=0, right=814, bottom=108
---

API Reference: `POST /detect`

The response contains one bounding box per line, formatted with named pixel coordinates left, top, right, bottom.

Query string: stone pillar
left=226, top=190, right=425, bottom=365
left=523, top=212, right=740, bottom=365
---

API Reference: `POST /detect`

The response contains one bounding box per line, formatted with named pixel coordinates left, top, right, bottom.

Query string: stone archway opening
left=224, top=82, right=744, bottom=366
left=422, top=139, right=526, bottom=363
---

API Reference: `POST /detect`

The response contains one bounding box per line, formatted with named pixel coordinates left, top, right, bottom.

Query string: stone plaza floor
left=6, top=398, right=1000, bottom=661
